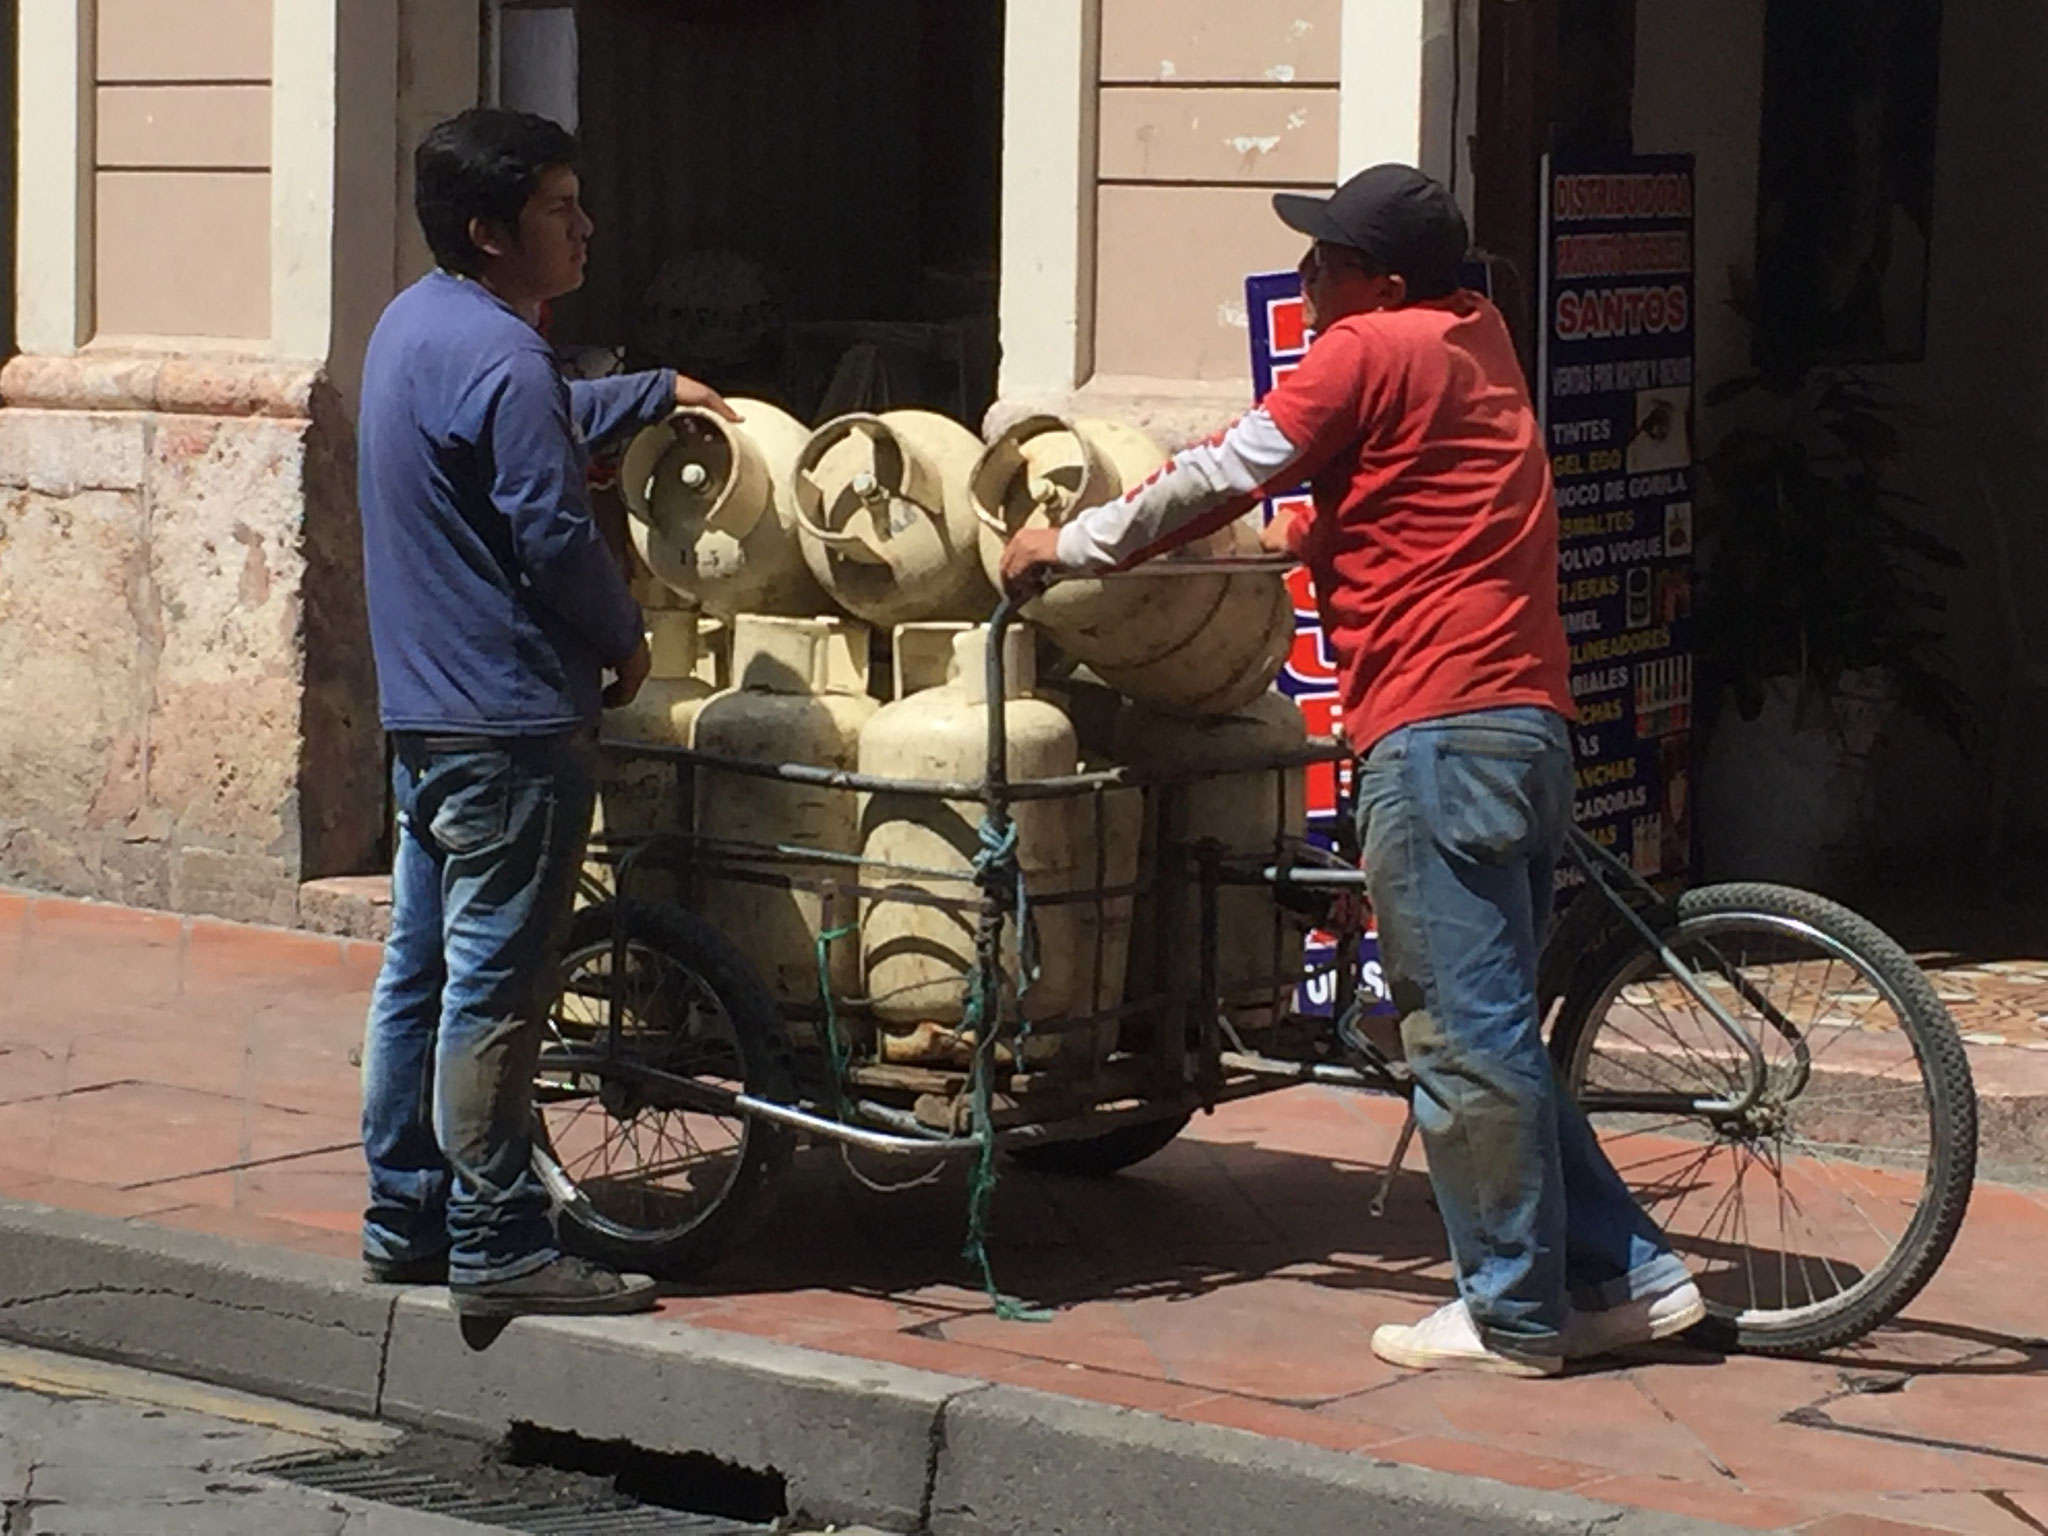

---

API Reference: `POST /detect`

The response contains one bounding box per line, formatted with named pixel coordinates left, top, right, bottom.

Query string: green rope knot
left=971, top=814, right=1040, bottom=994
left=960, top=809, right=1051, bottom=1323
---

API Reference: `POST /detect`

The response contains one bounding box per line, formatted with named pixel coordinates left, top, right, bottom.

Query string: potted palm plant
left=1694, top=333, right=1968, bottom=886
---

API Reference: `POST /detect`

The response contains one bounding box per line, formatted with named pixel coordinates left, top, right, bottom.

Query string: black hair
left=414, top=108, right=578, bottom=277
left=1399, top=262, right=1463, bottom=302
left=1360, top=242, right=1465, bottom=302
left=1327, top=243, right=1462, bottom=304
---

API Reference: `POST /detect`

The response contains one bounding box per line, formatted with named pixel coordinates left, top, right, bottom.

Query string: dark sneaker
left=363, top=1253, right=450, bottom=1286
left=448, top=1256, right=659, bottom=1319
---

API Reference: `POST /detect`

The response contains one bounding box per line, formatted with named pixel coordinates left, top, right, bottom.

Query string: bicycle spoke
left=1562, top=886, right=1972, bottom=1345
left=534, top=932, right=761, bottom=1245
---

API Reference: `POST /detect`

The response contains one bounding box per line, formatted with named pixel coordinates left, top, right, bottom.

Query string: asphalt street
left=0, top=1342, right=889, bottom=1536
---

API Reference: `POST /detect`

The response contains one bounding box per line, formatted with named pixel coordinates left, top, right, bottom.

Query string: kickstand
left=1370, top=1103, right=1419, bottom=1218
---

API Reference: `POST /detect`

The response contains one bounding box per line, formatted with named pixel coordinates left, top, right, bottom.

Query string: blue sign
left=1538, top=154, right=1698, bottom=885
left=1244, top=269, right=1389, bottom=1017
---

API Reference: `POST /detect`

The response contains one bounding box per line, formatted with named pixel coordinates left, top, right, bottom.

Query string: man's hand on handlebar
left=999, top=526, right=1067, bottom=600
left=1259, top=509, right=1302, bottom=556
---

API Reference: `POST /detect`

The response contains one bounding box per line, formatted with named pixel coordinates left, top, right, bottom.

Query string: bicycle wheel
left=533, top=902, right=795, bottom=1276
left=1550, top=882, right=1976, bottom=1355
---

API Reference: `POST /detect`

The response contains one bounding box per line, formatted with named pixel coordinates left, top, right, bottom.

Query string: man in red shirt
left=1002, top=164, right=1702, bottom=1376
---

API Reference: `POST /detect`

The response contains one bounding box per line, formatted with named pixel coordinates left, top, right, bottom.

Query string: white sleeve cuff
left=1057, top=409, right=1302, bottom=569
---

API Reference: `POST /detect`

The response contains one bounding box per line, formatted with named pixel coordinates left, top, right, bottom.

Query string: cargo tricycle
left=537, top=567, right=1977, bottom=1356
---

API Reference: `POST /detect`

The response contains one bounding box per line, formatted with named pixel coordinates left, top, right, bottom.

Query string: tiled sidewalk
left=1926, top=961, right=2048, bottom=1050
left=4, top=887, right=2048, bottom=1535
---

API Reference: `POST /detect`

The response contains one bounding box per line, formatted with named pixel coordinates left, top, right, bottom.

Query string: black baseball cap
left=1274, top=164, right=1471, bottom=299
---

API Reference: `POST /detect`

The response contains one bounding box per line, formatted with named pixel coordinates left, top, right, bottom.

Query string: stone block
left=0, top=410, right=149, bottom=496
left=298, top=874, right=392, bottom=941
left=148, top=415, right=309, bottom=686
left=147, top=675, right=304, bottom=849
left=0, top=354, right=167, bottom=418
left=98, top=837, right=172, bottom=911
left=0, top=489, right=151, bottom=844
left=146, top=416, right=311, bottom=857
left=0, top=823, right=101, bottom=900
left=171, top=845, right=299, bottom=928
left=0, top=382, right=377, bottom=922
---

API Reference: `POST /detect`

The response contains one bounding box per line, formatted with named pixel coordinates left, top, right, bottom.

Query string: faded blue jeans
left=1356, top=706, right=1688, bottom=1361
left=360, top=729, right=596, bottom=1286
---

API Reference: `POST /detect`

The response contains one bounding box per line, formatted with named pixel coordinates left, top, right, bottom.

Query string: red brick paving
left=5, top=886, right=2048, bottom=1535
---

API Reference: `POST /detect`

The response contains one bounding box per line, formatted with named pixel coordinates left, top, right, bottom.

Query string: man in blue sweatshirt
left=355, top=109, right=731, bottom=1317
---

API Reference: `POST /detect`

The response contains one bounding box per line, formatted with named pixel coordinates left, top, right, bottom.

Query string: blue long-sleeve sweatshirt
left=358, top=270, right=678, bottom=735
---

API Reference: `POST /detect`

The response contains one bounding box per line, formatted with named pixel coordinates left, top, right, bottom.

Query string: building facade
left=2, top=0, right=2038, bottom=924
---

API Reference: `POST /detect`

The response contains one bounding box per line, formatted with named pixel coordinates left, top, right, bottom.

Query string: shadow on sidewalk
left=682, top=1136, right=1454, bottom=1314
left=638, top=1128, right=2047, bottom=1384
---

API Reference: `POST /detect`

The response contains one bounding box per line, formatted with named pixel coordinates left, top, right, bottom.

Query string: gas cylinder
left=889, top=622, right=975, bottom=700
left=791, top=412, right=996, bottom=628
left=1037, top=664, right=1126, bottom=770
left=692, top=614, right=732, bottom=690
left=591, top=610, right=717, bottom=899
left=1114, top=690, right=1309, bottom=1033
left=621, top=399, right=829, bottom=617
left=857, top=626, right=1138, bottom=1070
left=881, top=621, right=1136, bottom=1058
left=1092, top=541, right=1296, bottom=718
left=970, top=414, right=1294, bottom=717
left=691, top=615, right=878, bottom=1007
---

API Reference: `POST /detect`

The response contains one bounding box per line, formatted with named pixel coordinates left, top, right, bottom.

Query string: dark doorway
left=1470, top=0, right=1638, bottom=374
left=1753, top=0, right=1942, bottom=369
left=552, top=0, right=1005, bottom=427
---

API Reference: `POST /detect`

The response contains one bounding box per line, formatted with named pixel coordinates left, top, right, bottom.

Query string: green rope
left=814, top=922, right=859, bottom=1115
left=960, top=813, right=1051, bottom=1323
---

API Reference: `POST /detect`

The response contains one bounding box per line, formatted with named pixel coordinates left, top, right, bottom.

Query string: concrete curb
left=0, top=1198, right=1761, bottom=1535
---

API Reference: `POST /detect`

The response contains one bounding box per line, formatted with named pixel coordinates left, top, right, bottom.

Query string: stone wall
left=0, top=354, right=382, bottom=924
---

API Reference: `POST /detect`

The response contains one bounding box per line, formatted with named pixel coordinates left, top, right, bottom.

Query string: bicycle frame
left=989, top=569, right=1774, bottom=1122
left=565, top=557, right=1776, bottom=1161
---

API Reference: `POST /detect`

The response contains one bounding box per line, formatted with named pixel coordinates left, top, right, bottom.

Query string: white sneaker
left=1371, top=1299, right=1563, bottom=1378
left=1561, top=1278, right=1708, bottom=1359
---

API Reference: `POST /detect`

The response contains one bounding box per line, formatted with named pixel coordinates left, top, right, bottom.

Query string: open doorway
left=520, top=0, right=1005, bottom=428
left=1469, top=0, right=1639, bottom=372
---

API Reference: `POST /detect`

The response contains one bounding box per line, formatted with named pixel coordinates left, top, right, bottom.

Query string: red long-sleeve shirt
left=1059, top=293, right=1574, bottom=751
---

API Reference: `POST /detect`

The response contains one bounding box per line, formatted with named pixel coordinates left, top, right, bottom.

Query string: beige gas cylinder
left=1037, top=665, right=1126, bottom=770
left=691, top=615, right=877, bottom=1007
left=791, top=412, right=996, bottom=628
left=691, top=614, right=732, bottom=690
left=890, top=622, right=974, bottom=700
left=971, top=415, right=1294, bottom=717
left=857, top=626, right=1139, bottom=1070
left=591, top=610, right=717, bottom=898
left=621, top=399, right=829, bottom=617
left=1115, top=690, right=1310, bottom=1032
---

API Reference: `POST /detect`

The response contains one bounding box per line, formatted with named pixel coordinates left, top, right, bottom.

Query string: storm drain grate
left=263, top=1452, right=770, bottom=1535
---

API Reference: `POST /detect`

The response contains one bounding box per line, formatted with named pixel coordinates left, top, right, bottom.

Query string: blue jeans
left=1356, top=706, right=1688, bottom=1359
left=360, top=729, right=596, bottom=1286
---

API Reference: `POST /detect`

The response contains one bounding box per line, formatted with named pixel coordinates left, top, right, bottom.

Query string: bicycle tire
left=1008, top=1112, right=1193, bottom=1178
left=533, top=901, right=796, bottom=1277
left=1549, top=882, right=1976, bottom=1356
